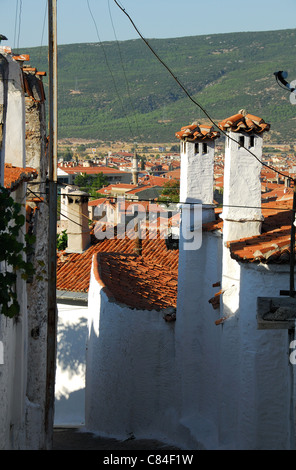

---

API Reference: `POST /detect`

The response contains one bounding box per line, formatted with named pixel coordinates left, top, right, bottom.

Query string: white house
left=0, top=47, right=49, bottom=450
left=83, top=113, right=296, bottom=450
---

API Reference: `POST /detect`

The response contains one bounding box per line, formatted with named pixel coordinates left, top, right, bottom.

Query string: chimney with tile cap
left=66, top=188, right=91, bottom=253
left=218, top=111, right=270, bottom=321
left=176, top=122, right=220, bottom=223
left=218, top=110, right=270, bottom=241
left=1, top=49, right=26, bottom=169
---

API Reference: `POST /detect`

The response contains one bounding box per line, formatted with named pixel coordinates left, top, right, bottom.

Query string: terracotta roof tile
left=56, top=235, right=179, bottom=305
left=175, top=121, right=220, bottom=142
left=202, top=193, right=296, bottom=264
left=4, top=163, right=38, bottom=191
left=218, top=110, right=270, bottom=134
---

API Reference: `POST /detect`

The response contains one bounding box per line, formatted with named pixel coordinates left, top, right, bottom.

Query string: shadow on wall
left=55, top=314, right=88, bottom=426
left=57, top=317, right=88, bottom=375
left=85, top=290, right=178, bottom=441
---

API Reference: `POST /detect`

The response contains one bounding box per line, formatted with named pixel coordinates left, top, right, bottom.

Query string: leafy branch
left=0, top=186, right=35, bottom=318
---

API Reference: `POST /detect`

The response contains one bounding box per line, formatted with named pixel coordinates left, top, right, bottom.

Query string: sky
left=0, top=0, right=295, bottom=50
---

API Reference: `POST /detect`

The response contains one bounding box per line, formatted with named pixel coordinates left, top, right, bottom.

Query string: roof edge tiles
left=92, top=251, right=178, bottom=312
left=175, top=121, right=220, bottom=142
left=92, top=252, right=117, bottom=302
left=4, top=163, right=38, bottom=191
left=218, top=110, right=270, bottom=134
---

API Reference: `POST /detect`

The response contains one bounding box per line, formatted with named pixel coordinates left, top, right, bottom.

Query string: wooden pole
left=289, top=180, right=296, bottom=297
left=45, top=0, right=58, bottom=449
left=280, top=179, right=296, bottom=297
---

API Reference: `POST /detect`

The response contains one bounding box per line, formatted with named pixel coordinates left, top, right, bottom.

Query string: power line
left=37, top=0, right=48, bottom=63
left=107, top=0, right=142, bottom=143
left=57, top=209, right=89, bottom=230
left=54, top=181, right=295, bottom=212
left=27, top=179, right=295, bottom=213
left=113, top=0, right=295, bottom=183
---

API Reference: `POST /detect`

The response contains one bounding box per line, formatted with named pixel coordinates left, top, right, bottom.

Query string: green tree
left=158, top=180, right=180, bottom=203
left=61, top=147, right=73, bottom=162
left=73, top=173, right=89, bottom=188
left=74, top=172, right=108, bottom=199
left=57, top=230, right=68, bottom=251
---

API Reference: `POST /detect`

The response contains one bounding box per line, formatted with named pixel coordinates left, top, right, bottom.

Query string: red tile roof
left=218, top=111, right=270, bottom=134
left=88, top=197, right=108, bottom=206
left=4, top=163, right=38, bottom=191
left=203, top=194, right=296, bottom=264
left=56, top=234, right=179, bottom=300
left=164, top=169, right=180, bottom=180
left=175, top=122, right=220, bottom=141
left=98, top=183, right=137, bottom=193
left=93, top=252, right=178, bottom=311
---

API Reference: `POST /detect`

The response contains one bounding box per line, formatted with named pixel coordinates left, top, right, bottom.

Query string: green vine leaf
left=0, top=186, right=36, bottom=318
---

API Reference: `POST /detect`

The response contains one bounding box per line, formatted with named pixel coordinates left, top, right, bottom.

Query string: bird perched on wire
left=0, top=35, right=8, bottom=44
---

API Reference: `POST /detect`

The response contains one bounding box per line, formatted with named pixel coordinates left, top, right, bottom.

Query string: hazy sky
left=1, top=0, right=295, bottom=50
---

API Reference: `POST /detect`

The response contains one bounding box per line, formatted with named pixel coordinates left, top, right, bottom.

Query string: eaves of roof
left=175, top=122, right=220, bottom=142
left=56, top=234, right=179, bottom=295
left=218, top=111, right=270, bottom=134
left=4, top=163, right=38, bottom=191
left=93, top=252, right=178, bottom=311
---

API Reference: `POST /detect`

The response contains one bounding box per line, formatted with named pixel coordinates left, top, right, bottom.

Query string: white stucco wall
left=2, top=55, right=26, bottom=168
left=218, top=263, right=294, bottom=450
left=222, top=131, right=263, bottom=240
left=180, top=140, right=215, bottom=205
left=176, top=226, right=296, bottom=450
left=55, top=303, right=88, bottom=426
left=83, top=231, right=296, bottom=450
left=85, top=261, right=179, bottom=445
left=0, top=186, right=28, bottom=450
left=175, top=230, right=223, bottom=449
left=0, top=53, right=28, bottom=449
left=83, top=129, right=296, bottom=450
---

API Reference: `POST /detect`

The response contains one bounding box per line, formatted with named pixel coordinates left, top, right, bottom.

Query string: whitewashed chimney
left=1, top=50, right=26, bottom=168
left=66, top=189, right=91, bottom=253
left=218, top=111, right=270, bottom=319
left=175, top=122, right=221, bottom=443
left=219, top=111, right=270, bottom=241
left=178, top=122, right=220, bottom=224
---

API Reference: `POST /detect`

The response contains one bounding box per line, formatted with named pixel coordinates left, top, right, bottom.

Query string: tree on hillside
left=74, top=172, right=108, bottom=199
left=59, top=147, right=73, bottom=162
left=158, top=180, right=180, bottom=203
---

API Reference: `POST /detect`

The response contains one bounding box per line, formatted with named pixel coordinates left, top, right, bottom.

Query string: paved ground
left=53, top=427, right=182, bottom=451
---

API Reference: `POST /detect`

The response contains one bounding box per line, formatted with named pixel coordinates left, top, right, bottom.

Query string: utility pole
left=289, top=181, right=296, bottom=297
left=274, top=71, right=296, bottom=298
left=45, top=0, right=58, bottom=449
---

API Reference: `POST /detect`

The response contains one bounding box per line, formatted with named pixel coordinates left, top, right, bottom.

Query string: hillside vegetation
left=18, top=28, right=296, bottom=144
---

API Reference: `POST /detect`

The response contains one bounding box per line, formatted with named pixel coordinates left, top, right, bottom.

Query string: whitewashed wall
left=2, top=55, right=25, bottom=168
left=175, top=230, right=223, bottom=449
left=0, top=53, right=28, bottom=450
left=218, top=263, right=294, bottom=450
left=83, top=131, right=296, bottom=449
left=177, top=241, right=294, bottom=449
left=55, top=303, right=88, bottom=426
left=84, top=234, right=296, bottom=450
left=0, top=186, right=28, bottom=450
left=85, top=259, right=179, bottom=445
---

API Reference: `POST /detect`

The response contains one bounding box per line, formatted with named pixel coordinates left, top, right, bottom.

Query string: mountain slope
left=19, top=28, right=296, bottom=143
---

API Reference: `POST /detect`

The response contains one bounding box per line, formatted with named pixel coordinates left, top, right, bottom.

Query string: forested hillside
left=18, top=28, right=296, bottom=143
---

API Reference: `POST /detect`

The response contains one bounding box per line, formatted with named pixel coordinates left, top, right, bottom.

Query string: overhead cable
left=113, top=0, right=294, bottom=182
